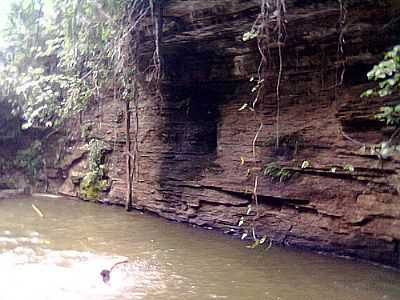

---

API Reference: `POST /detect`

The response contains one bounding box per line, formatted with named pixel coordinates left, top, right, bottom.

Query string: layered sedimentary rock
left=43, top=0, right=400, bottom=267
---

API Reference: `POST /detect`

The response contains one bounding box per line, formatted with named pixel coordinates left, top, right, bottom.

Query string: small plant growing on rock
left=361, top=45, right=400, bottom=161
left=80, top=138, right=110, bottom=201
left=80, top=122, right=94, bottom=142
left=343, top=164, right=355, bottom=172
left=361, top=45, right=400, bottom=98
left=263, top=162, right=292, bottom=182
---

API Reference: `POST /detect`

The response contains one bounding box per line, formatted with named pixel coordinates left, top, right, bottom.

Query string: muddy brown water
left=0, top=195, right=399, bottom=300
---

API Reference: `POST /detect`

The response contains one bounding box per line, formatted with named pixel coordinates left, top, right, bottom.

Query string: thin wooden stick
left=32, top=204, right=44, bottom=218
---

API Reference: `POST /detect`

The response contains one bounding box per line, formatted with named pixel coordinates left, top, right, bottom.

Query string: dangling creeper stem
left=275, top=0, right=285, bottom=149
left=125, top=98, right=132, bottom=211
left=251, top=175, right=260, bottom=238
left=336, top=0, right=347, bottom=87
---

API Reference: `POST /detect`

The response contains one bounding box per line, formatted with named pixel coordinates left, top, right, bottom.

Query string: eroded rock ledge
left=42, top=0, right=400, bottom=267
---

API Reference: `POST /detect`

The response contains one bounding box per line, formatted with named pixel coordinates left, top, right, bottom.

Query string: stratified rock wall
left=45, top=1, right=400, bottom=267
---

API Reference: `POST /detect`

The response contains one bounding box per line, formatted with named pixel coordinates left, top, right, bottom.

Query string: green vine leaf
left=242, top=30, right=258, bottom=42
left=362, top=45, right=400, bottom=99
left=343, top=164, right=355, bottom=172
left=246, top=239, right=261, bottom=249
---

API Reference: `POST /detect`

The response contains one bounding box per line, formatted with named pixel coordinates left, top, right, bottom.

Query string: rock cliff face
left=43, top=0, right=400, bottom=267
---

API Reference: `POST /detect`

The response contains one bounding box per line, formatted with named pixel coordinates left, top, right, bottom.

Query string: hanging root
left=244, top=0, right=287, bottom=246
left=336, top=0, right=347, bottom=88
left=251, top=0, right=287, bottom=153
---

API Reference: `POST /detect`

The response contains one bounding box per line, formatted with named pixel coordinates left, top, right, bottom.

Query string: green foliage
left=246, top=235, right=270, bottom=249
left=14, top=140, right=43, bottom=180
left=79, top=138, right=109, bottom=200
left=0, top=0, right=133, bottom=129
left=87, top=139, right=108, bottom=175
left=361, top=46, right=400, bottom=98
left=242, top=30, right=258, bottom=42
left=361, top=45, right=400, bottom=160
left=375, top=104, right=400, bottom=125
left=80, top=122, right=94, bottom=142
left=263, top=162, right=292, bottom=182
left=80, top=172, right=101, bottom=200
left=343, top=164, right=355, bottom=172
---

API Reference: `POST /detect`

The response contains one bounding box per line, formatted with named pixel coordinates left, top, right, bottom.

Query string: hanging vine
left=336, top=0, right=347, bottom=88
left=240, top=0, right=287, bottom=248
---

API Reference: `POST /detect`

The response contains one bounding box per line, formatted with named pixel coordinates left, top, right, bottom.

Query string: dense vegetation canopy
left=0, top=0, right=132, bottom=129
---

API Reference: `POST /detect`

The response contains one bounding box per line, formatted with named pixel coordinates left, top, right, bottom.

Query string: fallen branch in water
left=32, top=204, right=44, bottom=218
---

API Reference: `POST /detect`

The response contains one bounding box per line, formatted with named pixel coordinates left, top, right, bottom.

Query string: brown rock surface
left=43, top=0, right=400, bottom=267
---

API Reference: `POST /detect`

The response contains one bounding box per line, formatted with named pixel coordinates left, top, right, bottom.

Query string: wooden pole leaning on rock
left=125, top=99, right=133, bottom=211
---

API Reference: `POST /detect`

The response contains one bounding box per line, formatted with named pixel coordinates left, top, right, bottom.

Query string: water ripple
left=0, top=247, right=166, bottom=300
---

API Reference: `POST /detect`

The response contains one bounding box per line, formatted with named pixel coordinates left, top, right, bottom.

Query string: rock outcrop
left=43, top=0, right=400, bottom=267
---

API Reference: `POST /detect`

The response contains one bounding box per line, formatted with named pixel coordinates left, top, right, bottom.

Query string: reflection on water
left=0, top=195, right=400, bottom=300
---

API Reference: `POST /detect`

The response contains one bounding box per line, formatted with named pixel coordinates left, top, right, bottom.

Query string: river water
left=0, top=195, right=399, bottom=300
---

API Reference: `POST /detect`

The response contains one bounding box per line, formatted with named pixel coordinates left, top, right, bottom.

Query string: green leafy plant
left=343, top=164, right=355, bottom=172
left=246, top=234, right=270, bottom=249
left=263, top=162, right=292, bottom=182
left=242, top=30, right=258, bottom=42
left=361, top=45, right=400, bottom=161
left=80, top=122, right=94, bottom=142
left=79, top=138, right=109, bottom=200
left=361, top=45, right=400, bottom=98
left=0, top=0, right=137, bottom=129
left=375, top=104, right=400, bottom=126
